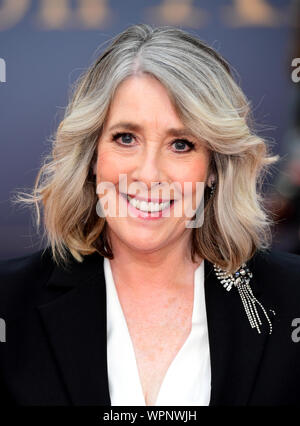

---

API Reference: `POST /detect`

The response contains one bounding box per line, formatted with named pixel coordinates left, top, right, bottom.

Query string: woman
left=1, top=24, right=300, bottom=406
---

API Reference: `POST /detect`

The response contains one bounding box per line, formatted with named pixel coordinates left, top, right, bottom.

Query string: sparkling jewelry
left=213, top=262, right=275, bottom=334
left=209, top=181, right=216, bottom=198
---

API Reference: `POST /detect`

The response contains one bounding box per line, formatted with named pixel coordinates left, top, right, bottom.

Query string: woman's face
left=95, top=74, right=211, bottom=254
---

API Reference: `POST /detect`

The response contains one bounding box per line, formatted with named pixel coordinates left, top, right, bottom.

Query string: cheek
left=171, top=158, right=209, bottom=190
left=96, top=149, right=128, bottom=183
left=172, top=159, right=208, bottom=211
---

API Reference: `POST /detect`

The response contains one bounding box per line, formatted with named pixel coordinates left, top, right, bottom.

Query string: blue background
left=0, top=0, right=296, bottom=259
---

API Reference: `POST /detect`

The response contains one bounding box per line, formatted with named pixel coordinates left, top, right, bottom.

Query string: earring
left=209, top=181, right=216, bottom=198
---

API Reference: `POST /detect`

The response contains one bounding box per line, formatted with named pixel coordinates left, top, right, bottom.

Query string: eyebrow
left=107, top=122, right=197, bottom=139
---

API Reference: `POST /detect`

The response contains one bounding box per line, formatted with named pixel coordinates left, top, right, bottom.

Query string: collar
left=40, top=247, right=274, bottom=405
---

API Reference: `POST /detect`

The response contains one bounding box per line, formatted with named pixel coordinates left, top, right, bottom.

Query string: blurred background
left=0, top=0, right=299, bottom=259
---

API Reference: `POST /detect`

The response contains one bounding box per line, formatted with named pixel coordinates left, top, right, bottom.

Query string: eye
left=112, top=132, right=135, bottom=146
left=172, top=139, right=195, bottom=153
left=111, top=132, right=196, bottom=153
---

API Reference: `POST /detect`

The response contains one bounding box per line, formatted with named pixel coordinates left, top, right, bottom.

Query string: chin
left=116, top=232, right=168, bottom=253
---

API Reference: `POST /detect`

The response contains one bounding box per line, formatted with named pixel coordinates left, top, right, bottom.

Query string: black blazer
left=0, top=246, right=300, bottom=406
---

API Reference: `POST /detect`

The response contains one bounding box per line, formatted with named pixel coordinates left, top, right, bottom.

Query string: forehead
left=104, top=74, right=184, bottom=129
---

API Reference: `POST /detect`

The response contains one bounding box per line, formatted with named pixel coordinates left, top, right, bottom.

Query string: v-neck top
left=104, top=258, right=211, bottom=406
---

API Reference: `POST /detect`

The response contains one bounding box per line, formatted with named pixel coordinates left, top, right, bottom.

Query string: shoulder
left=250, top=248, right=300, bottom=281
left=249, top=248, right=300, bottom=313
left=0, top=247, right=55, bottom=317
left=0, top=247, right=54, bottom=277
left=0, top=247, right=54, bottom=286
left=0, top=247, right=105, bottom=317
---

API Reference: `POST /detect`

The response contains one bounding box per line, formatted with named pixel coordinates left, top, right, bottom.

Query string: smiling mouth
left=120, top=193, right=175, bottom=213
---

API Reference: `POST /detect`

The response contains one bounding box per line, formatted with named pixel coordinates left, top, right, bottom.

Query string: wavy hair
left=12, top=23, right=279, bottom=274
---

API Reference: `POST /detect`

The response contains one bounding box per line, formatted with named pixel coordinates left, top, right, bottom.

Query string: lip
left=120, top=192, right=176, bottom=220
left=124, top=193, right=174, bottom=203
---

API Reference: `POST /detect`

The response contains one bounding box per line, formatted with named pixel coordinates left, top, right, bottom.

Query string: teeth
left=127, top=195, right=171, bottom=212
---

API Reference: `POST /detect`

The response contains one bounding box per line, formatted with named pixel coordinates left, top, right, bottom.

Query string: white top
left=104, top=258, right=211, bottom=406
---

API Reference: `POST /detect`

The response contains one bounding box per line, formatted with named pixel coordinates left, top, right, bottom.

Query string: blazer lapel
left=37, top=248, right=274, bottom=406
left=38, top=252, right=111, bottom=406
left=204, top=252, right=273, bottom=406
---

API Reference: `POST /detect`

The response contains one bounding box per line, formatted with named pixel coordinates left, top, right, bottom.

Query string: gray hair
left=12, top=23, right=279, bottom=273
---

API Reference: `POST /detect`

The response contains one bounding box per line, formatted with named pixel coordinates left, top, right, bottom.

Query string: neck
left=107, top=230, right=202, bottom=294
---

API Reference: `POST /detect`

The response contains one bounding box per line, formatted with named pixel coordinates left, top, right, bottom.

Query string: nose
left=130, top=145, right=166, bottom=190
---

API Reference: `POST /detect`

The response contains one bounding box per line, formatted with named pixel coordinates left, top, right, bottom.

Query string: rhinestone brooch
left=213, top=262, right=275, bottom=334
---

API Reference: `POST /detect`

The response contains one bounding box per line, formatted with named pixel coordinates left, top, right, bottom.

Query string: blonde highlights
left=12, top=23, right=279, bottom=273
